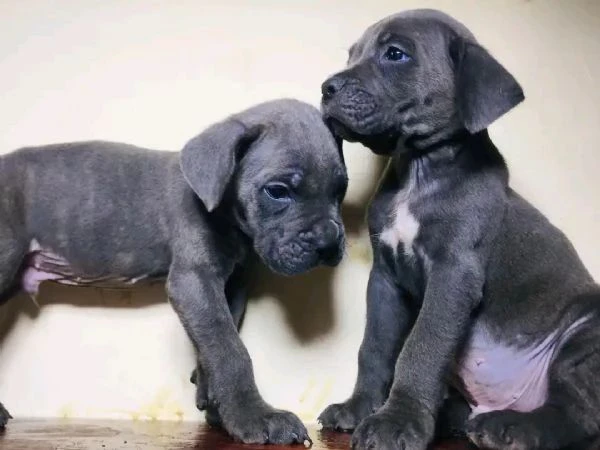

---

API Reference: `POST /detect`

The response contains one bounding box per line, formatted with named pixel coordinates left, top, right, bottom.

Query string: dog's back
left=0, top=142, right=179, bottom=279
left=483, top=189, right=598, bottom=332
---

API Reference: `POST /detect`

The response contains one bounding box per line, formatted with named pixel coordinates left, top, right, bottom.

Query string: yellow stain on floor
left=58, top=403, right=75, bottom=419
left=298, top=379, right=317, bottom=404
left=131, top=388, right=185, bottom=421
left=297, top=378, right=334, bottom=422
left=81, top=388, right=185, bottom=422
left=312, top=379, right=333, bottom=417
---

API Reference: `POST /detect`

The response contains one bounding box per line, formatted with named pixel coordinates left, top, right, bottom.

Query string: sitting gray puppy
left=318, top=9, right=600, bottom=450
left=0, top=98, right=348, bottom=445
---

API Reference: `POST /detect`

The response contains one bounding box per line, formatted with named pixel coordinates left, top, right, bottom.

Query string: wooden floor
left=0, top=419, right=471, bottom=449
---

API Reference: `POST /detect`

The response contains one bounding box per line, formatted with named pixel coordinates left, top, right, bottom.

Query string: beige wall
left=0, top=0, right=598, bottom=422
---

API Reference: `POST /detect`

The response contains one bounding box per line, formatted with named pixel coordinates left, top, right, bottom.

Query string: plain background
left=0, top=0, right=598, bottom=423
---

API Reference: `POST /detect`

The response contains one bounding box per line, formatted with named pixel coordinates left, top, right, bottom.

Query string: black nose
left=318, top=242, right=342, bottom=265
left=321, top=76, right=346, bottom=101
left=316, top=220, right=343, bottom=264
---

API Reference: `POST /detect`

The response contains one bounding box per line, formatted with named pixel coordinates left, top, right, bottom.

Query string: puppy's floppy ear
left=180, top=118, right=262, bottom=212
left=450, top=37, right=524, bottom=134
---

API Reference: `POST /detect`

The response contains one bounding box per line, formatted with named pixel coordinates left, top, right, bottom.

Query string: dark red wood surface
left=0, top=419, right=472, bottom=449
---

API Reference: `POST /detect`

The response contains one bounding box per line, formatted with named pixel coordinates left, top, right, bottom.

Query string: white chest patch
left=380, top=191, right=420, bottom=256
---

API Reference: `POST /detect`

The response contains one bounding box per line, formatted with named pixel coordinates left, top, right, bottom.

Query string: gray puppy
left=318, top=9, right=600, bottom=450
left=0, top=99, right=348, bottom=445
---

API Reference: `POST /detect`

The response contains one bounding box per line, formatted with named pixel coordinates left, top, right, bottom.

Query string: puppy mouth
left=325, top=117, right=361, bottom=142
left=322, top=84, right=421, bottom=155
left=258, top=242, right=319, bottom=276
left=259, top=238, right=344, bottom=276
left=322, top=96, right=383, bottom=133
left=263, top=254, right=319, bottom=276
left=322, top=94, right=400, bottom=154
left=325, top=116, right=398, bottom=155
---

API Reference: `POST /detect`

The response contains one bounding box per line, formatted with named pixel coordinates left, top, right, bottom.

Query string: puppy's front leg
left=351, top=253, right=483, bottom=450
left=319, top=262, right=412, bottom=431
left=167, top=265, right=309, bottom=445
left=192, top=267, right=247, bottom=427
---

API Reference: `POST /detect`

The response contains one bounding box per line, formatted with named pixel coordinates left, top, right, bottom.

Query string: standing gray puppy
left=0, top=99, right=348, bottom=445
left=318, top=9, right=600, bottom=450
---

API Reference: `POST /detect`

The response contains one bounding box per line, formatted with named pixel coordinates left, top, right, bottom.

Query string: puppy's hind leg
left=467, top=304, right=600, bottom=450
left=0, top=225, right=28, bottom=427
left=190, top=267, right=247, bottom=427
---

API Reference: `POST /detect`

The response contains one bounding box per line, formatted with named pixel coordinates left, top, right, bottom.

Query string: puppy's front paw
left=318, top=394, right=382, bottom=432
left=222, top=403, right=310, bottom=445
left=466, top=411, right=540, bottom=450
left=351, top=406, right=433, bottom=450
left=190, top=368, right=224, bottom=428
left=204, top=406, right=223, bottom=428
left=190, top=367, right=209, bottom=412
left=0, top=402, right=12, bottom=428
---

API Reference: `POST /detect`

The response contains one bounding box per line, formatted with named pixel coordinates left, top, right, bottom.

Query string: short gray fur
left=0, top=98, right=348, bottom=445
left=318, top=9, right=600, bottom=450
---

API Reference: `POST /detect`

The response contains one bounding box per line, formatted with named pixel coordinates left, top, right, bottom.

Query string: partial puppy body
left=0, top=99, right=348, bottom=445
left=318, top=9, right=600, bottom=450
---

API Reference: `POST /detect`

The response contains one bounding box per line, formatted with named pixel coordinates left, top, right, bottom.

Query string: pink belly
left=454, top=318, right=589, bottom=417
left=21, top=240, right=151, bottom=296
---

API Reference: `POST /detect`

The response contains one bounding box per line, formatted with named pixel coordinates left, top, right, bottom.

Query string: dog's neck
left=207, top=201, right=252, bottom=256
left=390, top=130, right=509, bottom=189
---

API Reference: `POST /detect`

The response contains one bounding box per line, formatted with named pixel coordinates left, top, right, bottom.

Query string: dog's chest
left=379, top=190, right=420, bottom=257
left=373, top=188, right=426, bottom=298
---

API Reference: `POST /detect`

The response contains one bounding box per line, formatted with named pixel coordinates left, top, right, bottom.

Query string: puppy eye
left=384, top=46, right=411, bottom=62
left=264, top=182, right=291, bottom=201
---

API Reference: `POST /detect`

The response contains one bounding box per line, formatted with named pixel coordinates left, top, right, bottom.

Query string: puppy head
left=321, top=9, right=524, bottom=154
left=180, top=99, right=348, bottom=276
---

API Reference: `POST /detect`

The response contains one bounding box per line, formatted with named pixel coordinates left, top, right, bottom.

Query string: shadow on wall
left=247, top=202, right=379, bottom=343
left=0, top=155, right=387, bottom=348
